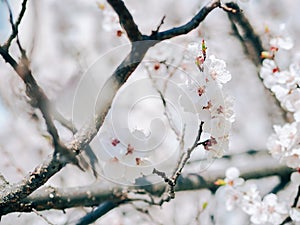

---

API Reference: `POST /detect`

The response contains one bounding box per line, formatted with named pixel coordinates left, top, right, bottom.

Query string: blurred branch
left=52, top=109, right=99, bottom=178
left=0, top=0, right=60, bottom=148
left=0, top=49, right=62, bottom=148
left=0, top=174, right=9, bottom=188
left=225, top=2, right=288, bottom=119
left=225, top=2, right=263, bottom=66
left=0, top=150, right=292, bottom=215
left=76, top=201, right=125, bottom=225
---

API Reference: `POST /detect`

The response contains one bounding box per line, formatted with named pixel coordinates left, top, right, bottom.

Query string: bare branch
left=0, top=48, right=61, bottom=146
left=3, top=0, right=28, bottom=51
left=149, top=0, right=221, bottom=41
left=145, top=64, right=182, bottom=139
left=152, top=15, right=166, bottom=35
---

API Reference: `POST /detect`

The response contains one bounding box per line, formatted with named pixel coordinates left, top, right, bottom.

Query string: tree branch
left=225, top=2, right=263, bottom=66
left=0, top=150, right=292, bottom=215
left=107, top=0, right=142, bottom=42
left=3, top=0, right=28, bottom=51
left=148, top=0, right=221, bottom=41
left=0, top=155, right=63, bottom=213
left=76, top=200, right=126, bottom=225
left=0, top=0, right=228, bottom=216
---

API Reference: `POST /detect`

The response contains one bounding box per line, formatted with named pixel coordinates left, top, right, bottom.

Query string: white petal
left=226, top=167, right=240, bottom=180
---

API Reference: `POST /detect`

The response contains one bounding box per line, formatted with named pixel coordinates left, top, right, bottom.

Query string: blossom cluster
left=182, top=42, right=235, bottom=158
left=260, top=27, right=300, bottom=170
left=218, top=167, right=300, bottom=224
left=94, top=41, right=235, bottom=184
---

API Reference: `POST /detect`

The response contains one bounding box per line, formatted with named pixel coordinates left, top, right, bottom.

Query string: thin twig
left=145, top=65, right=182, bottom=139
left=152, top=15, right=166, bottom=35
left=3, top=0, right=28, bottom=51
left=152, top=122, right=204, bottom=203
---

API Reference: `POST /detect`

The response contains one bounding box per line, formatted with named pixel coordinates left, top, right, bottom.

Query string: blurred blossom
left=225, top=167, right=244, bottom=187
left=267, top=122, right=300, bottom=168
left=269, top=23, right=294, bottom=50
left=249, top=194, right=288, bottom=225
left=270, top=36, right=294, bottom=50
left=219, top=168, right=289, bottom=225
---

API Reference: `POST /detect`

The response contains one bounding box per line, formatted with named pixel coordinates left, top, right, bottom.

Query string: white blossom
left=207, top=55, right=232, bottom=87
left=283, top=148, right=300, bottom=168
left=267, top=122, right=300, bottom=168
left=225, top=167, right=244, bottom=187
left=250, top=194, right=288, bottom=225
left=224, top=187, right=243, bottom=211
left=270, top=36, right=294, bottom=50
left=260, top=59, right=280, bottom=88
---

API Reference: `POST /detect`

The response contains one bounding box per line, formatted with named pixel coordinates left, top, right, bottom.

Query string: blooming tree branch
left=0, top=0, right=224, bottom=216
left=0, top=1, right=296, bottom=224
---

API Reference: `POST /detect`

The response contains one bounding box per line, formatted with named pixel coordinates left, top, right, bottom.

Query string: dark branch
left=149, top=0, right=221, bottom=41
left=3, top=0, right=28, bottom=51
left=225, top=2, right=263, bottom=66
left=0, top=49, right=60, bottom=148
left=292, top=185, right=300, bottom=207
left=107, top=0, right=142, bottom=42
left=76, top=201, right=125, bottom=225
left=151, top=15, right=166, bottom=35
